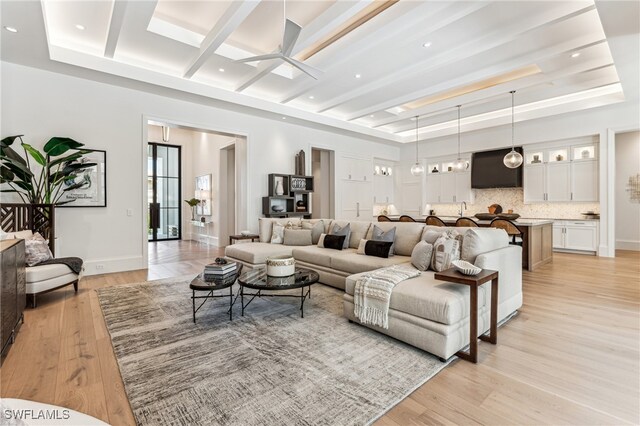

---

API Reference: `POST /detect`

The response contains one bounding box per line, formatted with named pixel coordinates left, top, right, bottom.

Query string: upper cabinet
left=341, top=155, right=371, bottom=182
left=524, top=141, right=598, bottom=203
left=424, top=158, right=472, bottom=204
left=373, top=160, right=395, bottom=205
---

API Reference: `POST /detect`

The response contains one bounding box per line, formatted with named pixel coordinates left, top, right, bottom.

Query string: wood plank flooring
left=1, top=241, right=638, bottom=425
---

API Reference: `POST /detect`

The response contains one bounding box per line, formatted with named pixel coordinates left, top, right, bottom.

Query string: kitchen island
left=438, top=217, right=553, bottom=271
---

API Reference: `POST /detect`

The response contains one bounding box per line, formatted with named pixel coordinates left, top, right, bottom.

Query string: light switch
left=126, top=209, right=133, bottom=216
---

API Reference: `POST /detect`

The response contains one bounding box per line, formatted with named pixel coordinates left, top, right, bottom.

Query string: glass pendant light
left=452, top=105, right=468, bottom=172
left=410, top=115, right=424, bottom=176
left=503, top=90, right=523, bottom=169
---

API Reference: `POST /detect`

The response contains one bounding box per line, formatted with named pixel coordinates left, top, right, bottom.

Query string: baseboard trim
left=616, top=239, right=640, bottom=251
left=84, top=256, right=145, bottom=276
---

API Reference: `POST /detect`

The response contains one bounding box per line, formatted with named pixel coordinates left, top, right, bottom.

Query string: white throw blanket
left=353, top=265, right=420, bottom=329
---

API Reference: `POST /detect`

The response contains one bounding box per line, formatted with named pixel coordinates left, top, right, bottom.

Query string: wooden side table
left=229, top=234, right=259, bottom=245
left=434, top=268, right=498, bottom=363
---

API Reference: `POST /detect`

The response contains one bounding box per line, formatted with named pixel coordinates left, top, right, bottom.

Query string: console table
left=1, top=239, right=26, bottom=363
left=434, top=268, right=498, bottom=363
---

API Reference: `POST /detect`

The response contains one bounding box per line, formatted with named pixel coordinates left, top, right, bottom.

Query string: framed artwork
left=195, top=174, right=212, bottom=216
left=56, top=149, right=107, bottom=207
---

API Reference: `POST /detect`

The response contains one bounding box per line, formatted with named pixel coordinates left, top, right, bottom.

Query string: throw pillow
left=24, top=233, right=53, bottom=266
left=423, top=230, right=441, bottom=244
left=270, top=223, right=285, bottom=244
left=460, top=228, right=509, bottom=263
left=431, top=232, right=461, bottom=272
left=330, top=223, right=351, bottom=249
left=283, top=229, right=312, bottom=246
left=372, top=225, right=396, bottom=255
left=318, top=233, right=345, bottom=250
left=411, top=240, right=434, bottom=271
left=356, top=239, right=393, bottom=258
left=301, top=220, right=324, bottom=244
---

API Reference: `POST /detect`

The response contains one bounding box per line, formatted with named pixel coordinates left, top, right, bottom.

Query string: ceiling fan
left=236, top=9, right=323, bottom=80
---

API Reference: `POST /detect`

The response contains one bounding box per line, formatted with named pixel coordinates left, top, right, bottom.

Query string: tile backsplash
left=430, top=188, right=599, bottom=219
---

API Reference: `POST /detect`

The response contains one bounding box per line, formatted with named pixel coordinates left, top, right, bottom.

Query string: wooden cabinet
left=524, top=141, right=598, bottom=204
left=553, top=220, right=598, bottom=254
left=1, top=239, right=26, bottom=363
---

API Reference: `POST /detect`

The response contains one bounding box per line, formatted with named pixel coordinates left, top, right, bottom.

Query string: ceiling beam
left=234, top=0, right=378, bottom=92
left=104, top=0, right=128, bottom=58
left=183, top=1, right=260, bottom=79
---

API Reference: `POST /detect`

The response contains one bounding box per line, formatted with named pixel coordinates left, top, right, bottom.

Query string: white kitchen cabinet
left=523, top=165, right=546, bottom=202
left=439, top=173, right=456, bottom=203
left=546, top=162, right=571, bottom=202
left=373, top=174, right=394, bottom=204
left=454, top=172, right=473, bottom=203
left=341, top=155, right=371, bottom=182
left=340, top=180, right=372, bottom=220
left=424, top=174, right=441, bottom=204
left=571, top=160, right=598, bottom=202
left=553, top=220, right=598, bottom=254
left=401, top=182, right=422, bottom=216
left=424, top=171, right=472, bottom=204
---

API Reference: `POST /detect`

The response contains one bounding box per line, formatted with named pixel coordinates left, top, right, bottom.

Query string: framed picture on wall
left=55, top=149, right=107, bottom=207
left=196, top=174, right=212, bottom=216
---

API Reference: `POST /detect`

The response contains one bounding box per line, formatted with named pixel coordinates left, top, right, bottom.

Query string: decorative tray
left=474, top=213, right=521, bottom=220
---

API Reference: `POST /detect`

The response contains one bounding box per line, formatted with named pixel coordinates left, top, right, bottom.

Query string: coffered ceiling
left=1, top=0, right=632, bottom=143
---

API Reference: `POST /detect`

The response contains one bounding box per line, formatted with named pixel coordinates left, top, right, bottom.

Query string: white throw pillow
left=431, top=232, right=461, bottom=272
left=301, top=221, right=324, bottom=244
left=461, top=228, right=509, bottom=263
left=270, top=223, right=285, bottom=244
left=24, top=233, right=53, bottom=266
left=411, top=240, right=433, bottom=271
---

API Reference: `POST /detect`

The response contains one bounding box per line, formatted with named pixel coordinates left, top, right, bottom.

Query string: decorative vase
left=191, top=207, right=196, bottom=221
left=581, top=150, right=590, bottom=159
left=556, top=154, right=563, bottom=161
left=275, top=180, right=284, bottom=196
left=200, top=216, right=206, bottom=223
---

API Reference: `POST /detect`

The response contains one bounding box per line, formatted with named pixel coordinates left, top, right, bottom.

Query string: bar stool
left=490, top=218, right=523, bottom=246
left=426, top=216, right=447, bottom=227
left=455, top=217, right=478, bottom=227
left=377, top=215, right=392, bottom=222
left=399, top=215, right=416, bottom=222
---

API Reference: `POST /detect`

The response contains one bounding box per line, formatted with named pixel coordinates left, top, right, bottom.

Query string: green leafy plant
left=184, top=198, right=201, bottom=220
left=0, top=135, right=96, bottom=205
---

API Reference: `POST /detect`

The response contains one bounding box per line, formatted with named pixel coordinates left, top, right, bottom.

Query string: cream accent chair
left=2, top=230, right=81, bottom=307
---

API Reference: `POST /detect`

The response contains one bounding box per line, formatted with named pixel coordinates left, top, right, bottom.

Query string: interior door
left=148, top=142, right=181, bottom=241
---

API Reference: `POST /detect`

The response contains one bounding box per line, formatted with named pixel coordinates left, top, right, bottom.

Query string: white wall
left=1, top=61, right=399, bottom=275
left=615, top=131, right=640, bottom=250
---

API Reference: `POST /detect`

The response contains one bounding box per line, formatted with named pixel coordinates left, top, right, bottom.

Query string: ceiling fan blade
left=282, top=57, right=323, bottom=80
left=236, top=53, right=283, bottom=63
left=281, top=19, right=302, bottom=56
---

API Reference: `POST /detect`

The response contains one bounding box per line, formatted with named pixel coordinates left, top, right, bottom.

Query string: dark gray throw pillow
left=364, top=240, right=393, bottom=258
left=372, top=225, right=396, bottom=255
left=330, top=223, right=351, bottom=249
left=322, top=234, right=346, bottom=250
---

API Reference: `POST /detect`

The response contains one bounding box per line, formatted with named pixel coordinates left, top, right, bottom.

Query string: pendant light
left=452, top=105, right=468, bottom=172
left=162, top=126, right=170, bottom=143
left=410, top=116, right=424, bottom=176
left=503, top=90, right=523, bottom=169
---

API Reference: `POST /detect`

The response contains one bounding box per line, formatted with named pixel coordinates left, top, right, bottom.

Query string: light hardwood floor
left=1, top=241, right=638, bottom=425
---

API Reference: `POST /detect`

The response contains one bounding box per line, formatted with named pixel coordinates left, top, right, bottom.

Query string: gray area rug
left=97, top=277, right=449, bottom=426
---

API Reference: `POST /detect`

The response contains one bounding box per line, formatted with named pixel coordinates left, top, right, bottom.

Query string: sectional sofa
left=225, top=218, right=522, bottom=360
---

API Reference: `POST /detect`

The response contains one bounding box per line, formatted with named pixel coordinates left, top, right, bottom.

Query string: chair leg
left=31, top=294, right=37, bottom=308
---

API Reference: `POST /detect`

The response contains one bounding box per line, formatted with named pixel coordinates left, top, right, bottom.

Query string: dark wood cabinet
left=1, top=239, right=26, bottom=363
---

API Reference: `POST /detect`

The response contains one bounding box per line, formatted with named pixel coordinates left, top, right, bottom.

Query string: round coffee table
left=237, top=267, right=319, bottom=318
left=190, top=263, right=243, bottom=323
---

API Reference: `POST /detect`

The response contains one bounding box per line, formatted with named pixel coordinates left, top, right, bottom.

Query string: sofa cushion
left=331, top=252, right=410, bottom=274
left=431, top=232, right=461, bottom=272
left=357, top=239, right=393, bottom=258
left=367, top=222, right=424, bottom=256
left=26, top=263, right=75, bottom=282
left=411, top=241, right=433, bottom=271
left=283, top=229, right=312, bottom=246
left=371, top=225, right=396, bottom=255
left=291, top=246, right=333, bottom=268
left=258, top=218, right=302, bottom=242
left=345, top=271, right=488, bottom=325
left=225, top=242, right=293, bottom=265
left=330, top=223, right=351, bottom=249
left=301, top=220, right=325, bottom=244
left=319, top=233, right=346, bottom=250
left=461, top=228, right=509, bottom=264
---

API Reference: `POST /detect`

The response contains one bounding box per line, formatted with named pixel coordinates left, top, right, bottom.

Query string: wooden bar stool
left=399, top=215, right=416, bottom=222
left=490, top=218, right=523, bottom=246
left=377, top=215, right=392, bottom=222
left=426, top=216, right=447, bottom=227
left=455, top=217, right=478, bottom=227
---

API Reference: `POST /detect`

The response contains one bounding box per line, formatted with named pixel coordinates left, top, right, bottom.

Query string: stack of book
left=203, top=261, right=237, bottom=281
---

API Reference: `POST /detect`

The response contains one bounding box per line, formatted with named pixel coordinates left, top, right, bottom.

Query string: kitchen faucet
left=458, top=201, right=467, bottom=217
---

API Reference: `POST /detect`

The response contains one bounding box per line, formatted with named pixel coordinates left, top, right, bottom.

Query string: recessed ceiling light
left=75, top=24, right=85, bottom=30
left=308, top=95, right=314, bottom=99
left=218, top=68, right=225, bottom=72
left=422, top=42, right=432, bottom=48
left=3, top=26, right=18, bottom=33
left=571, top=52, right=581, bottom=58
left=355, top=74, right=361, bottom=79
left=282, top=117, right=286, bottom=120
left=369, top=115, right=374, bottom=118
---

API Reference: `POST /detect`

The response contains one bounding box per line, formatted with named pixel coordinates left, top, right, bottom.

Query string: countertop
left=375, top=215, right=599, bottom=222
left=437, top=217, right=554, bottom=226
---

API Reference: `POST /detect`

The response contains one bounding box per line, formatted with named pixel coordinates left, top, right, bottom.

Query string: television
left=471, top=147, right=523, bottom=189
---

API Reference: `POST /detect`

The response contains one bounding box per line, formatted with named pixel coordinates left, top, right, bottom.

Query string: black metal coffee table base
left=192, top=287, right=237, bottom=323
left=240, top=286, right=312, bottom=318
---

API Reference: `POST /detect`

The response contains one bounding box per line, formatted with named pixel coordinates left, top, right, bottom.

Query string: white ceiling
left=1, top=0, right=636, bottom=144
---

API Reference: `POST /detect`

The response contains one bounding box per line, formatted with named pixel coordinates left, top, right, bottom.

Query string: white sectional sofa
left=225, top=217, right=522, bottom=360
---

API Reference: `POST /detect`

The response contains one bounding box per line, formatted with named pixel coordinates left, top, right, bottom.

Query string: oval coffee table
left=237, top=267, right=319, bottom=318
left=190, top=263, right=243, bottom=323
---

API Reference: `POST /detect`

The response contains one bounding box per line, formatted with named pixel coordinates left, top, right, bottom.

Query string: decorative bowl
left=240, top=230, right=252, bottom=236
left=266, top=256, right=295, bottom=277
left=452, top=260, right=482, bottom=276
left=272, top=205, right=285, bottom=212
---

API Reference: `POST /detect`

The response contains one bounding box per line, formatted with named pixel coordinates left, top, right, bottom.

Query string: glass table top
left=238, top=267, right=319, bottom=290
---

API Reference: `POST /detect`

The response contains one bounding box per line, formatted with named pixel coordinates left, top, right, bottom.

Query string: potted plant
left=0, top=135, right=96, bottom=205
left=184, top=198, right=201, bottom=221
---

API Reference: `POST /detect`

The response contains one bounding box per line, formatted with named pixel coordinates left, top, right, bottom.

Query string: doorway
left=148, top=142, right=182, bottom=241
left=311, top=148, right=335, bottom=219
left=219, top=143, right=236, bottom=245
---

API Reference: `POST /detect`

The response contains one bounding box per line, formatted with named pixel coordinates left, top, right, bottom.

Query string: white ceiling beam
left=183, top=1, right=260, bottom=79
left=234, top=0, right=377, bottom=92
left=104, top=0, right=128, bottom=58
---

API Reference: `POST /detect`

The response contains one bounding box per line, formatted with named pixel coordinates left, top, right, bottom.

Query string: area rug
left=97, top=277, right=450, bottom=426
